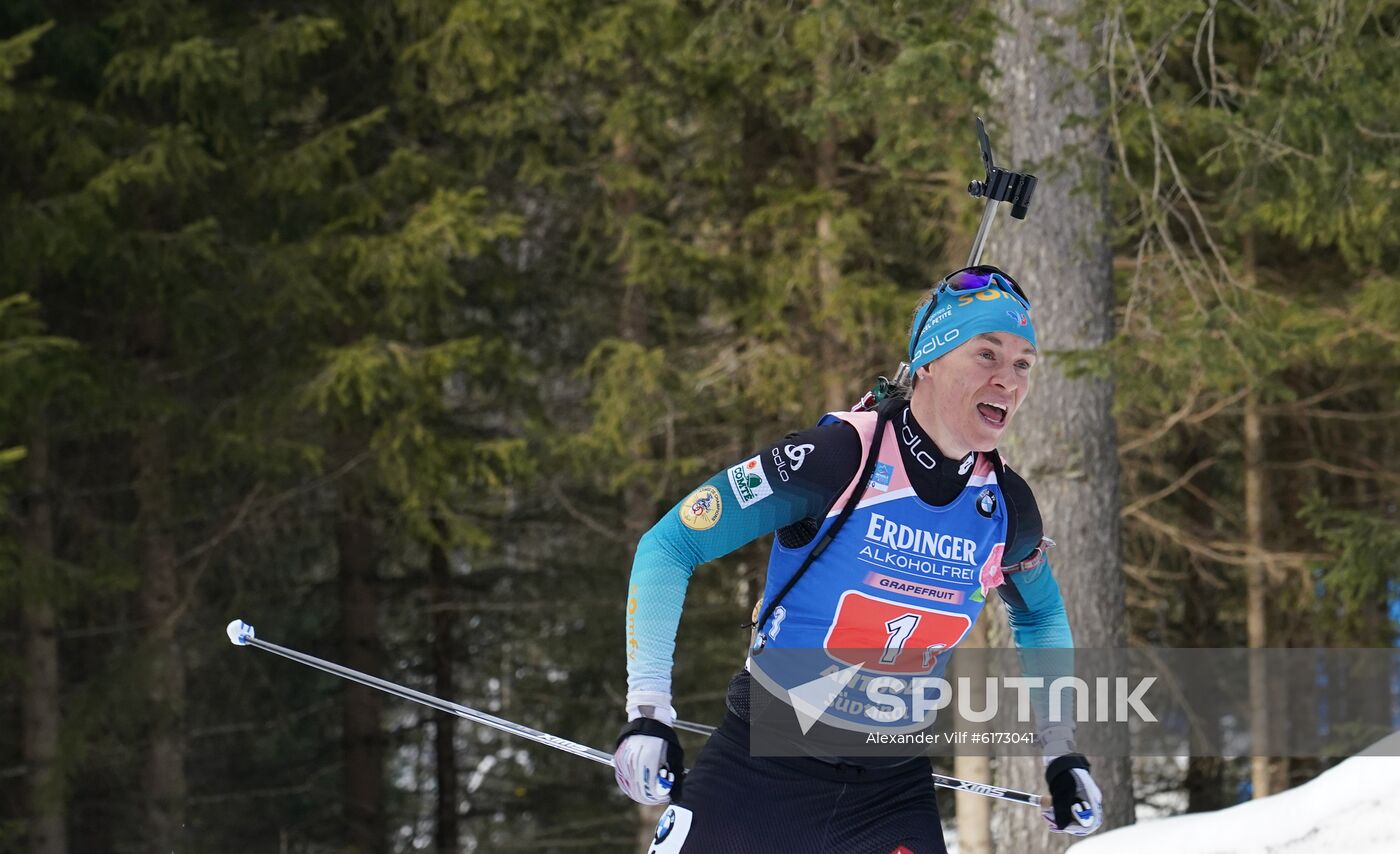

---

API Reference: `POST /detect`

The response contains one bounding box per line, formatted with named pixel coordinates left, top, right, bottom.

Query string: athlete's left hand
left=1042, top=754, right=1103, bottom=836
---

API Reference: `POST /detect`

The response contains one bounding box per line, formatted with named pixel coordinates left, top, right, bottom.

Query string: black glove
left=1043, top=754, right=1103, bottom=836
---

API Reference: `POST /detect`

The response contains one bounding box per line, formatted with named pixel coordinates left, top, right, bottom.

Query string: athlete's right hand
left=614, top=698, right=686, bottom=805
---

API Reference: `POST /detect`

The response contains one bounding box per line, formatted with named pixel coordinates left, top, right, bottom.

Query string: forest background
left=1, top=1, right=1397, bottom=852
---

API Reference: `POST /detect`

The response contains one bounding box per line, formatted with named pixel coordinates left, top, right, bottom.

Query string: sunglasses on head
left=908, top=265, right=1031, bottom=361
left=939, top=265, right=1030, bottom=308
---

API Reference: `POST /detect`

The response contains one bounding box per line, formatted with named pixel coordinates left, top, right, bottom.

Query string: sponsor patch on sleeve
left=727, top=455, right=773, bottom=509
left=679, top=485, right=723, bottom=531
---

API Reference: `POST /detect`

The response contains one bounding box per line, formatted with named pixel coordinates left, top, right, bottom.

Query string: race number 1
left=881, top=614, right=920, bottom=663
left=824, top=590, right=971, bottom=674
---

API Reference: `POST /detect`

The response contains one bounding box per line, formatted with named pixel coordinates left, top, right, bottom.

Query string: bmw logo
left=977, top=489, right=997, bottom=518
left=654, top=807, right=676, bottom=843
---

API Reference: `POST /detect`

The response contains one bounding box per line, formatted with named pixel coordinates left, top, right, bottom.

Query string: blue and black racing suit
left=627, top=399, right=1073, bottom=854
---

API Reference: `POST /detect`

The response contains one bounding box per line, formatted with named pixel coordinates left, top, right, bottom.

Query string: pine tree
left=1103, top=0, right=1400, bottom=805
left=3, top=3, right=528, bottom=850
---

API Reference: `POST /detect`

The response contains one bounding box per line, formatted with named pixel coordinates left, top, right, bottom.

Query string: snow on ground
left=1072, top=749, right=1400, bottom=853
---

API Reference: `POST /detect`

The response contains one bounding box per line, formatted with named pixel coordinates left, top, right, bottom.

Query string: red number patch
left=823, top=590, right=972, bottom=674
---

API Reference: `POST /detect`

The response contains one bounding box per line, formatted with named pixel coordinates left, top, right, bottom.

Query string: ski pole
left=227, top=619, right=1049, bottom=810
left=225, top=619, right=613, bottom=767
left=671, top=719, right=716, bottom=736
left=673, top=718, right=1049, bottom=810
left=930, top=774, right=1048, bottom=809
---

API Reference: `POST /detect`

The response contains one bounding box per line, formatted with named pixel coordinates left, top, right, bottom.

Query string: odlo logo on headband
left=911, top=328, right=961, bottom=363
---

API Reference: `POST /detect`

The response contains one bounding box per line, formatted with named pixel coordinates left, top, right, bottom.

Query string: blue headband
left=906, top=278, right=1037, bottom=371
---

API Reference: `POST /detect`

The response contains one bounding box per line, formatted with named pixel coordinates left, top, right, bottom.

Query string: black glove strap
left=1044, top=753, right=1090, bottom=783
left=616, top=718, right=687, bottom=802
left=1044, top=753, right=1091, bottom=829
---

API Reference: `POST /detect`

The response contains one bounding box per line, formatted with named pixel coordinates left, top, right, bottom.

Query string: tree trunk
left=1182, top=564, right=1225, bottom=813
left=430, top=531, right=460, bottom=854
left=953, top=621, right=992, bottom=854
left=21, top=414, right=67, bottom=854
left=987, top=0, right=1133, bottom=848
left=1243, top=390, right=1287, bottom=796
left=1243, top=389, right=1268, bottom=798
left=1241, top=227, right=1287, bottom=798
left=133, top=310, right=187, bottom=853
left=1182, top=437, right=1225, bottom=812
left=339, top=480, right=384, bottom=853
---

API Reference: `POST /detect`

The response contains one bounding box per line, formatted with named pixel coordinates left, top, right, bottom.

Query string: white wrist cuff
left=626, top=690, right=676, bottom=726
left=1040, top=724, right=1076, bottom=763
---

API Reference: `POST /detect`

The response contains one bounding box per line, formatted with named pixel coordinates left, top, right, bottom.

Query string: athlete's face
left=911, top=332, right=1036, bottom=458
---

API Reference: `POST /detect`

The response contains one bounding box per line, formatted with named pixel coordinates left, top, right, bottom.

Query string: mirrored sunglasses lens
left=944, top=270, right=995, bottom=292
left=999, top=277, right=1030, bottom=306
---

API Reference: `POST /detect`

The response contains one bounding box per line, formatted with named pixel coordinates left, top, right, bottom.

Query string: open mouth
left=977, top=403, right=1007, bottom=426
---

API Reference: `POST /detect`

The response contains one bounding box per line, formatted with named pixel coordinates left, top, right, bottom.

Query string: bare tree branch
left=547, top=480, right=632, bottom=544
left=1266, top=458, right=1400, bottom=487
left=1126, top=507, right=1330, bottom=568
left=1122, top=456, right=1217, bottom=517
left=1258, top=406, right=1400, bottom=422
left=1121, top=387, right=1249, bottom=454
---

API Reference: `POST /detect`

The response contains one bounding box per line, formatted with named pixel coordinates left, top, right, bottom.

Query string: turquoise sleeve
left=625, top=471, right=822, bottom=696
left=1001, top=558, right=1077, bottom=751
left=1002, top=558, right=1073, bottom=649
